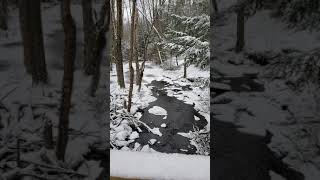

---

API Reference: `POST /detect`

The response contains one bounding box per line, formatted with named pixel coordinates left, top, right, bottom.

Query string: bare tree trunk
left=19, top=0, right=48, bottom=84
left=43, top=119, right=53, bottom=149
left=19, top=0, right=31, bottom=74
left=90, top=0, right=110, bottom=97
left=17, top=138, right=21, bottom=168
left=137, top=34, right=149, bottom=92
left=127, top=0, right=137, bottom=112
left=183, top=58, right=187, bottom=78
left=213, top=0, right=218, bottom=13
left=235, top=6, right=245, bottom=53
left=56, top=0, right=76, bottom=161
left=82, top=0, right=95, bottom=75
left=0, top=0, right=8, bottom=30
left=134, top=9, right=140, bottom=85
left=115, top=0, right=125, bottom=88
left=110, top=0, right=116, bottom=73
left=138, top=58, right=146, bottom=92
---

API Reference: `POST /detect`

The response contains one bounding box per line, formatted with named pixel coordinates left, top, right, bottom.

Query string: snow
left=129, top=131, right=139, bottom=140
left=148, top=139, right=157, bottom=145
left=111, top=59, right=210, bottom=151
left=1, top=2, right=108, bottom=179
left=78, top=161, right=102, bottom=180
left=148, top=106, right=168, bottom=116
left=150, top=127, right=162, bottom=137
left=133, top=142, right=141, bottom=151
left=110, top=150, right=210, bottom=180
left=161, top=123, right=167, bottom=128
left=213, top=1, right=320, bottom=178
left=140, top=145, right=156, bottom=153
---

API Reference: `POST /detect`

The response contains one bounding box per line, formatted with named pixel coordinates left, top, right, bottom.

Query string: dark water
left=134, top=80, right=208, bottom=154
left=212, top=74, right=304, bottom=180
left=212, top=74, right=265, bottom=97
left=0, top=59, right=10, bottom=71
left=213, top=118, right=304, bottom=180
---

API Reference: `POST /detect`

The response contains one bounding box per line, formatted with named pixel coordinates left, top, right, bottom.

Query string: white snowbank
left=110, top=150, right=210, bottom=180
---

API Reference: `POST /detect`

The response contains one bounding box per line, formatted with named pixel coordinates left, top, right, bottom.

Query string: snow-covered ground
left=0, top=2, right=108, bottom=179
left=110, top=149, right=210, bottom=180
left=110, top=59, right=210, bottom=177
left=111, top=59, right=210, bottom=122
left=213, top=1, right=320, bottom=179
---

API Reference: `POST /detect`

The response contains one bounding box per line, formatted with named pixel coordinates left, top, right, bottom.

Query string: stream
left=212, top=73, right=304, bottom=180
left=212, top=73, right=265, bottom=97
left=133, top=80, right=208, bottom=154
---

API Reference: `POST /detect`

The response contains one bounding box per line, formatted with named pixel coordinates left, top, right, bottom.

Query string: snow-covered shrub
left=270, top=0, right=320, bottom=31
left=188, top=77, right=210, bottom=89
left=189, top=126, right=210, bottom=156
left=245, top=51, right=279, bottom=65
left=110, top=100, right=138, bottom=149
left=263, top=49, right=320, bottom=90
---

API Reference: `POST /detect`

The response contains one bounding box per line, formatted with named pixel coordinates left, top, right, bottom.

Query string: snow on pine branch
left=271, top=0, right=320, bottom=31
left=169, top=14, right=210, bottom=39
left=160, top=14, right=210, bottom=68
left=263, top=49, right=320, bottom=90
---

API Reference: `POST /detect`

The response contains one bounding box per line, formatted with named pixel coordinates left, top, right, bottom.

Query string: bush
left=263, top=49, right=320, bottom=90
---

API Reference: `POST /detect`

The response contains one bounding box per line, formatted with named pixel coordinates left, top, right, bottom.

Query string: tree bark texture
left=127, top=0, right=137, bottom=112
left=115, top=0, right=125, bottom=88
left=19, top=0, right=48, bottom=84
left=56, top=0, right=76, bottom=161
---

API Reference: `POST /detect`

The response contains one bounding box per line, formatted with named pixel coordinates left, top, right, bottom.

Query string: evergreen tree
left=271, top=0, right=320, bottom=31
left=236, top=0, right=320, bottom=87
left=233, top=0, right=320, bottom=30
left=162, top=14, right=210, bottom=68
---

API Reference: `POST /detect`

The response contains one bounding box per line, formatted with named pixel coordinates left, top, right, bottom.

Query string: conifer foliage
left=271, top=0, right=320, bottom=30
left=160, top=1, right=210, bottom=69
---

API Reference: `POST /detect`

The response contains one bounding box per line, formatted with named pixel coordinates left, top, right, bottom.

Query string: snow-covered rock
left=150, top=127, right=162, bottom=137
left=148, top=139, right=157, bottom=145
left=129, top=131, right=139, bottom=140
left=148, top=106, right=167, bottom=116
left=160, top=123, right=167, bottom=128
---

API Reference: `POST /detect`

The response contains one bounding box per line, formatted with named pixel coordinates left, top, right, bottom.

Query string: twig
left=19, top=172, right=56, bottom=180
left=20, top=159, right=87, bottom=177
left=0, top=86, right=18, bottom=102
